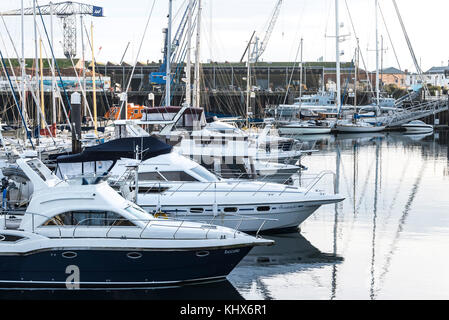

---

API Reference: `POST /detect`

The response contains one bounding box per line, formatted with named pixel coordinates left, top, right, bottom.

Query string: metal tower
left=251, top=0, right=283, bottom=62
left=1, top=1, right=104, bottom=58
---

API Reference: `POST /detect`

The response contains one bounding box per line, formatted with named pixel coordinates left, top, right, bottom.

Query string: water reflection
left=229, top=232, right=342, bottom=299
left=271, top=130, right=449, bottom=299
left=401, top=132, right=434, bottom=141
left=239, top=232, right=342, bottom=266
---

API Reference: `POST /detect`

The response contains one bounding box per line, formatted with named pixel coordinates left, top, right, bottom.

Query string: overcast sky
left=0, top=0, right=447, bottom=72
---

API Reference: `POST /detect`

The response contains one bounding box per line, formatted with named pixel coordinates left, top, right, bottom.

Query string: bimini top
left=56, top=136, right=172, bottom=163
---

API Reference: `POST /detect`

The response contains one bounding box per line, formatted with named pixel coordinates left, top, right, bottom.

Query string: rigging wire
left=343, top=0, right=376, bottom=101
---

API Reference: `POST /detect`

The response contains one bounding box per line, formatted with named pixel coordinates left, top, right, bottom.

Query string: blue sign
left=150, top=72, right=166, bottom=85
left=92, top=6, right=103, bottom=17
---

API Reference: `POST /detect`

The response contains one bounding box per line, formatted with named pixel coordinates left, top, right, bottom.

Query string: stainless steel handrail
left=304, top=170, right=336, bottom=195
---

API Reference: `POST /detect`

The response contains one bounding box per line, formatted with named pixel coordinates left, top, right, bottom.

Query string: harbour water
left=2, top=130, right=448, bottom=300
left=230, top=130, right=449, bottom=299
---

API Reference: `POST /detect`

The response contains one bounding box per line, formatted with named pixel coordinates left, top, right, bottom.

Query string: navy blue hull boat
left=0, top=247, right=252, bottom=289
left=0, top=158, right=272, bottom=289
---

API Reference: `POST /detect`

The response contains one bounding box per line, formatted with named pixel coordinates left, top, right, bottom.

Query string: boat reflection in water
left=401, top=131, right=434, bottom=141
left=0, top=279, right=243, bottom=300
left=240, top=232, right=342, bottom=266
left=229, top=232, right=343, bottom=299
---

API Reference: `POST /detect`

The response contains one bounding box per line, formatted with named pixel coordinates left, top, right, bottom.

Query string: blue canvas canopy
left=56, top=136, right=172, bottom=163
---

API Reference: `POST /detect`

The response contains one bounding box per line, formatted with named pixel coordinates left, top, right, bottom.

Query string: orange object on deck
left=105, top=103, right=146, bottom=120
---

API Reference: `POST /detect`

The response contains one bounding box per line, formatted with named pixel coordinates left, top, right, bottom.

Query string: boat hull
left=402, top=125, right=433, bottom=133
left=278, top=126, right=331, bottom=135
left=335, top=125, right=385, bottom=133
left=141, top=201, right=334, bottom=232
left=0, top=246, right=252, bottom=289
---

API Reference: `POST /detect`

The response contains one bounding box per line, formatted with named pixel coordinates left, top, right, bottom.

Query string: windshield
left=125, top=203, right=152, bottom=218
left=190, top=166, right=219, bottom=182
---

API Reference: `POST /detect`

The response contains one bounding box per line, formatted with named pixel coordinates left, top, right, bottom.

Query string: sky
left=0, top=0, right=448, bottom=73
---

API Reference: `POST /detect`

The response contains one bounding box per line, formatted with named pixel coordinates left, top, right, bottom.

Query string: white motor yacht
left=136, top=106, right=304, bottom=165
left=401, top=120, right=433, bottom=133
left=108, top=154, right=343, bottom=233
left=335, top=119, right=385, bottom=133
left=53, top=137, right=344, bottom=233
left=0, top=157, right=272, bottom=289
left=278, top=120, right=332, bottom=135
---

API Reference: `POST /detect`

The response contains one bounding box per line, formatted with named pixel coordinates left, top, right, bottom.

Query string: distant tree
left=384, top=84, right=407, bottom=99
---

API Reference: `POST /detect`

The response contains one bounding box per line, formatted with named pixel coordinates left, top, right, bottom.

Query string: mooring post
left=70, top=92, right=82, bottom=154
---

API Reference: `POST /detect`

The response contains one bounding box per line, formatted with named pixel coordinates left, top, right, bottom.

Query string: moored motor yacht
left=0, top=157, right=272, bottom=289
left=54, top=137, right=344, bottom=233
left=132, top=106, right=304, bottom=165
left=335, top=119, right=385, bottom=133
left=277, top=120, right=332, bottom=135
left=401, top=120, right=433, bottom=133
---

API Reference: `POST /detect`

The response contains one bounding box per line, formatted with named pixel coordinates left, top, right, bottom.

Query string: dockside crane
left=150, top=0, right=197, bottom=86
left=241, top=0, right=283, bottom=63
left=1, top=1, right=104, bottom=58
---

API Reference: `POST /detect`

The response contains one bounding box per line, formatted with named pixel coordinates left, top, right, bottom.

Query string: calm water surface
left=2, top=130, right=448, bottom=300
left=229, top=130, right=449, bottom=299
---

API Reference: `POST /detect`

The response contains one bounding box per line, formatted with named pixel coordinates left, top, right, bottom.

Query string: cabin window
left=220, top=162, right=252, bottom=179
left=190, top=208, right=204, bottom=213
left=190, top=166, right=219, bottom=182
left=257, top=206, right=270, bottom=212
left=224, top=207, right=238, bottom=213
left=0, top=234, right=26, bottom=242
left=28, top=160, right=48, bottom=181
left=42, top=211, right=135, bottom=227
left=159, top=171, right=198, bottom=182
left=137, top=186, right=170, bottom=193
left=138, top=172, right=166, bottom=181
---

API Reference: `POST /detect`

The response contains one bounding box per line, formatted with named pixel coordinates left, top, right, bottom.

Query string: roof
left=380, top=67, right=404, bottom=74
left=425, top=66, right=449, bottom=74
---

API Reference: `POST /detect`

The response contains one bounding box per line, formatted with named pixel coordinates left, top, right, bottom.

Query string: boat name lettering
left=224, top=249, right=240, bottom=254
left=65, top=265, right=80, bottom=290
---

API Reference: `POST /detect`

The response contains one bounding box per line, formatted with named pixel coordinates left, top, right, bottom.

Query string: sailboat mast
left=193, top=0, right=202, bottom=109
left=299, top=38, right=303, bottom=108
left=50, top=2, right=56, bottom=132
left=33, top=0, right=40, bottom=144
left=354, top=40, right=359, bottom=109
left=21, top=0, right=28, bottom=132
left=335, top=0, right=341, bottom=114
left=39, top=39, right=45, bottom=130
left=246, top=40, right=251, bottom=128
left=81, top=15, right=87, bottom=117
left=91, top=22, right=97, bottom=135
left=375, top=0, right=380, bottom=110
left=166, top=0, right=172, bottom=107
left=185, top=0, right=193, bottom=106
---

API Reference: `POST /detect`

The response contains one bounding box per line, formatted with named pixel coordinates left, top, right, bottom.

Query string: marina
left=0, top=0, right=447, bottom=304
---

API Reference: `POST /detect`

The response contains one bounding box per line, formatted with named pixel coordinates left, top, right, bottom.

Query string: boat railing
left=387, top=99, right=448, bottom=126
left=68, top=215, right=276, bottom=240
left=136, top=180, right=298, bottom=197
left=212, top=169, right=253, bottom=180
left=4, top=202, right=279, bottom=239
left=304, top=170, right=337, bottom=196
left=15, top=211, right=64, bottom=237
left=205, top=212, right=277, bottom=238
